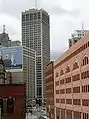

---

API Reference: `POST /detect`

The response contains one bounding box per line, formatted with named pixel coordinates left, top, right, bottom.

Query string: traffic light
left=7, top=97, right=14, bottom=113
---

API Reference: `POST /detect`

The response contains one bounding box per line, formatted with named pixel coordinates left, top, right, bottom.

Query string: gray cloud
left=49, top=6, right=68, bottom=15
left=0, top=0, right=88, bottom=59
left=0, top=0, right=34, bottom=18
left=48, top=6, right=80, bottom=18
left=51, top=51, right=64, bottom=60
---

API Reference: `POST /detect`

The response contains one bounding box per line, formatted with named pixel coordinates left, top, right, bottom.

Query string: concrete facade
left=22, top=9, right=50, bottom=99
left=69, top=30, right=89, bottom=48
left=54, top=33, right=89, bottom=119
left=0, top=33, right=9, bottom=47
left=8, top=40, right=21, bottom=47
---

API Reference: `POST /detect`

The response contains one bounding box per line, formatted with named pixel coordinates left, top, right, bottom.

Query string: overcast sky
left=0, top=0, right=89, bottom=60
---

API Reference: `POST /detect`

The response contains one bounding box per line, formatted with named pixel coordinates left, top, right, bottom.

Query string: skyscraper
left=22, top=8, right=50, bottom=99
left=69, top=29, right=89, bottom=48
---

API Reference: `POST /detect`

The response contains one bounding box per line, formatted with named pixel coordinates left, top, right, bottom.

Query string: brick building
left=54, top=33, right=89, bottom=119
left=0, top=84, right=26, bottom=119
left=45, top=61, right=54, bottom=119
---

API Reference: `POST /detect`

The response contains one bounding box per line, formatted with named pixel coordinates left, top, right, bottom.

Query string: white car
left=41, top=116, right=48, bottom=119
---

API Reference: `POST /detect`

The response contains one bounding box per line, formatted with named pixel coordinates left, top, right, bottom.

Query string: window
left=82, top=56, right=88, bottom=66
left=81, top=70, right=89, bottom=79
left=56, top=90, right=59, bottom=94
left=61, top=99, right=65, bottom=104
left=56, top=72, right=59, bottom=78
left=7, top=97, right=14, bottom=113
left=66, top=88, right=71, bottom=94
left=34, top=13, right=37, bottom=19
left=22, top=14, right=25, bottom=21
left=56, top=99, right=59, bottom=103
left=82, top=99, right=89, bottom=106
left=60, top=89, right=65, bottom=94
left=73, top=86, right=80, bottom=93
left=38, top=12, right=40, bottom=19
left=30, top=13, right=33, bottom=20
left=72, top=74, right=80, bottom=81
left=65, top=77, right=71, bottom=83
left=65, top=66, right=70, bottom=73
left=55, top=81, right=59, bottom=86
left=74, top=111, right=81, bottom=119
left=37, top=87, right=42, bottom=96
left=83, top=113, right=88, bottom=119
left=82, top=85, right=89, bottom=93
left=60, top=79, right=64, bottom=85
left=73, top=62, right=79, bottom=70
left=60, top=69, right=64, bottom=76
left=26, top=14, right=29, bottom=21
left=57, top=116, right=59, bottom=119
left=66, top=99, right=72, bottom=104
left=73, top=99, right=81, bottom=105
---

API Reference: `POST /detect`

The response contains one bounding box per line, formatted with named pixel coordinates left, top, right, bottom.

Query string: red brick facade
left=0, top=84, right=26, bottom=119
left=54, top=33, right=89, bottom=119
left=45, top=61, right=54, bottom=119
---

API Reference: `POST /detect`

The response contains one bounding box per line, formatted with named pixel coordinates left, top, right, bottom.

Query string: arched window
left=73, top=62, right=79, bottom=70
left=65, top=66, right=70, bottom=73
left=56, top=72, right=59, bottom=78
left=82, top=56, right=88, bottom=66
left=60, top=70, right=64, bottom=76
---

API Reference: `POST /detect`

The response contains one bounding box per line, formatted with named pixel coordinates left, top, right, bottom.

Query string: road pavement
left=26, top=106, right=47, bottom=119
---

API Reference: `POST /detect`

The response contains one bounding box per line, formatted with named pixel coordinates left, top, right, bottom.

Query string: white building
left=69, top=30, right=89, bottom=47
left=22, top=8, right=50, bottom=99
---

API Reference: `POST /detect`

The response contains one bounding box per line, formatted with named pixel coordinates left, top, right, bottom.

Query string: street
left=26, top=106, right=47, bottom=119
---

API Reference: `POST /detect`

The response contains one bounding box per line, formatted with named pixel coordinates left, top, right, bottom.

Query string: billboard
left=0, top=46, right=23, bottom=72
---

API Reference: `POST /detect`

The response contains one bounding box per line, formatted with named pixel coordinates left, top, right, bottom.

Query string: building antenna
left=35, top=0, right=37, bottom=8
left=3, top=25, right=6, bottom=33
left=82, top=21, right=84, bottom=31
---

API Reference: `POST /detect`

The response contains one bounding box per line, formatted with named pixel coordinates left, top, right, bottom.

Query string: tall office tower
left=22, top=9, right=50, bottom=99
left=69, top=29, right=89, bottom=48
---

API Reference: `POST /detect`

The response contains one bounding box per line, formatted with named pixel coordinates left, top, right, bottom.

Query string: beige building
left=54, top=33, right=89, bottom=119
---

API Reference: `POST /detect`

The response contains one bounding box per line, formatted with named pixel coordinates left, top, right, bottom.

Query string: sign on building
left=0, top=46, right=23, bottom=72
